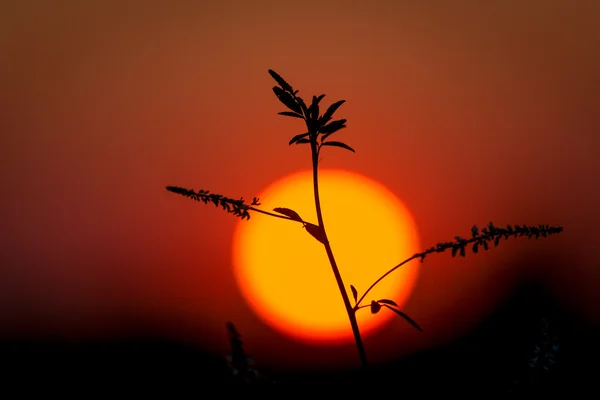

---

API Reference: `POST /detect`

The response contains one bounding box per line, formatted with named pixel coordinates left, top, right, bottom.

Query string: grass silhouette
left=166, top=69, right=563, bottom=371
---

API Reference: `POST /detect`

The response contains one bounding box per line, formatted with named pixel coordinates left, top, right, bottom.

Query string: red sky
left=1, top=0, right=599, bottom=371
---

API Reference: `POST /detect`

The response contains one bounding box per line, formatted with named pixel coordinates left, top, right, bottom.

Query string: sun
left=232, top=169, right=420, bottom=345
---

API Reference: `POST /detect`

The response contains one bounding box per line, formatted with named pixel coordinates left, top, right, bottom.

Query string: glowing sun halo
left=232, top=169, right=420, bottom=345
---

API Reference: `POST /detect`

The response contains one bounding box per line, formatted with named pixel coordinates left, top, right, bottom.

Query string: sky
left=1, top=0, right=599, bottom=375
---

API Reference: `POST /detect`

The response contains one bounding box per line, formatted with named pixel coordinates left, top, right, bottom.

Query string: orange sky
left=1, top=0, right=599, bottom=371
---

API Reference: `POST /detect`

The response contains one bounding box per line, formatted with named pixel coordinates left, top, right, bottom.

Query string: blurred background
left=1, top=0, right=599, bottom=392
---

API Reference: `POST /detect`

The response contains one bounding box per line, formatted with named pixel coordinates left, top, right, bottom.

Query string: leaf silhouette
left=319, top=119, right=347, bottom=135
left=273, top=87, right=301, bottom=114
left=303, top=222, right=327, bottom=245
left=268, top=69, right=293, bottom=93
left=382, top=304, right=423, bottom=331
left=278, top=111, right=304, bottom=119
left=377, top=299, right=398, bottom=307
left=273, top=207, right=303, bottom=222
left=296, top=96, right=308, bottom=116
left=350, top=285, right=358, bottom=304
left=321, top=141, right=355, bottom=153
left=321, top=100, right=345, bottom=124
left=308, top=101, right=319, bottom=121
left=295, top=138, right=310, bottom=144
left=288, top=132, right=310, bottom=145
left=370, top=300, right=381, bottom=314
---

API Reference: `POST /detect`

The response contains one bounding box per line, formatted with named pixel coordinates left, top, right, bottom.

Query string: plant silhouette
left=225, top=322, right=272, bottom=385
left=167, top=69, right=564, bottom=370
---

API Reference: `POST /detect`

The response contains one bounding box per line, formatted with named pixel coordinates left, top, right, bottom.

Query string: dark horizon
left=3, top=279, right=599, bottom=394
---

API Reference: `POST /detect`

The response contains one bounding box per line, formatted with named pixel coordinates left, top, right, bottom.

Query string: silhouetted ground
left=2, top=281, right=599, bottom=395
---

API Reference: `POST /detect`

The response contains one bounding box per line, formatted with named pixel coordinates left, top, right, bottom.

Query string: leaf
left=296, top=96, right=308, bottom=116
left=303, top=222, right=327, bottom=245
left=272, top=207, right=303, bottom=222
left=460, top=246, right=466, bottom=257
left=471, top=225, right=478, bottom=237
left=295, top=138, right=310, bottom=144
left=321, top=100, right=345, bottom=124
left=273, top=86, right=301, bottom=114
left=350, top=285, right=358, bottom=304
left=482, top=240, right=489, bottom=250
left=370, top=300, right=381, bottom=314
left=382, top=304, right=423, bottom=331
left=308, top=101, right=319, bottom=121
left=288, top=132, right=309, bottom=145
left=451, top=246, right=458, bottom=257
left=377, top=299, right=398, bottom=307
left=278, top=111, right=304, bottom=119
left=321, top=141, right=355, bottom=153
left=319, top=119, right=347, bottom=135
left=472, top=242, right=479, bottom=253
left=309, top=95, right=325, bottom=120
left=268, top=69, right=293, bottom=93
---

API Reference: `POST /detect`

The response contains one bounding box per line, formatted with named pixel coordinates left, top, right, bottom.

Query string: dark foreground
left=2, top=282, right=599, bottom=395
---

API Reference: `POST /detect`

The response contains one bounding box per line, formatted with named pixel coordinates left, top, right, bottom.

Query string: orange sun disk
left=232, top=169, right=420, bottom=345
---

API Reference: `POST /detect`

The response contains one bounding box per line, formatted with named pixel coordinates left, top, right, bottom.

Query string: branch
left=355, top=223, right=564, bottom=308
left=165, top=186, right=309, bottom=224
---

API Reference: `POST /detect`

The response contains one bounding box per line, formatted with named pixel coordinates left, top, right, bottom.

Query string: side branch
left=165, top=186, right=307, bottom=223
left=355, top=223, right=563, bottom=308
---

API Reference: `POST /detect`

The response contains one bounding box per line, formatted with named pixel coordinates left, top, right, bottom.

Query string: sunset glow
left=232, top=169, right=420, bottom=345
left=1, top=1, right=596, bottom=377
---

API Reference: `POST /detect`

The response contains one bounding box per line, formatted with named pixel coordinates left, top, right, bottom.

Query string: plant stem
left=310, top=142, right=368, bottom=370
left=355, top=224, right=563, bottom=308
left=247, top=206, right=304, bottom=222
left=355, top=255, right=418, bottom=308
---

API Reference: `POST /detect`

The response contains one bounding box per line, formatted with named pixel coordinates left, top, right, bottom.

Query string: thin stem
left=247, top=206, right=310, bottom=223
left=356, top=224, right=563, bottom=308
left=310, top=140, right=368, bottom=370
left=355, top=255, right=418, bottom=308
